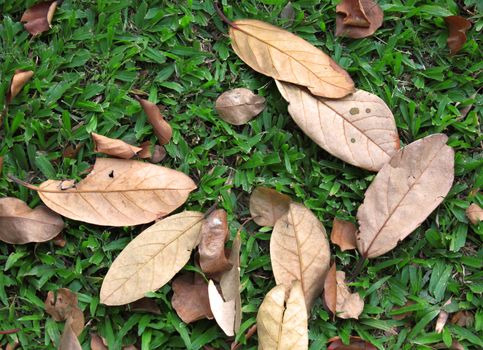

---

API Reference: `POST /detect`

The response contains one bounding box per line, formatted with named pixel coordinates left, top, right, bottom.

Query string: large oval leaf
left=357, top=134, right=454, bottom=258
left=276, top=80, right=400, bottom=171
left=100, top=211, right=204, bottom=305
left=229, top=19, right=354, bottom=98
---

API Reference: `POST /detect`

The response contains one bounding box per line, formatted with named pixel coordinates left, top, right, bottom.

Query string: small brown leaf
left=92, top=133, right=142, bottom=159
left=331, top=218, right=357, bottom=251
left=327, top=336, right=377, bottom=350
left=324, top=262, right=337, bottom=318
left=0, top=197, right=64, bottom=244
left=215, top=88, right=265, bottom=125
left=435, top=310, right=449, bottom=333
left=20, top=1, right=58, bottom=36
left=466, top=203, right=483, bottom=225
left=336, top=0, right=383, bottom=39
left=59, top=318, right=82, bottom=350
left=171, top=273, right=213, bottom=323
left=445, top=16, right=472, bottom=54
left=63, top=143, right=84, bottom=159
left=208, top=280, right=236, bottom=336
left=138, top=142, right=167, bottom=163
left=6, top=70, right=34, bottom=104
left=90, top=334, right=107, bottom=350
left=450, top=310, right=474, bottom=327
left=136, top=97, right=172, bottom=145
left=44, top=288, right=84, bottom=336
left=52, top=232, right=67, bottom=247
left=130, top=298, right=161, bottom=315
left=199, top=209, right=232, bottom=274
left=249, top=187, right=291, bottom=227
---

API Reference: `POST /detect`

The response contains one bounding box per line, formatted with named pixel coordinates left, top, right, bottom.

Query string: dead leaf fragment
left=445, top=16, right=472, bottom=54
left=327, top=336, right=377, bottom=350
left=331, top=218, right=357, bottom=251
left=91, top=333, right=107, bottom=350
left=435, top=310, right=448, bottom=333
left=136, top=97, right=172, bottom=145
left=357, top=134, right=454, bottom=258
left=276, top=81, right=399, bottom=171
left=52, top=232, right=67, bottom=247
left=92, top=133, right=142, bottom=159
left=20, top=1, right=58, bottom=36
left=44, top=288, right=84, bottom=336
left=6, top=70, right=34, bottom=104
left=324, top=263, right=337, bottom=319
left=59, top=318, right=82, bottom=350
left=130, top=298, right=161, bottom=315
left=280, top=2, right=295, bottom=25
left=229, top=19, right=354, bottom=98
left=171, top=273, right=213, bottom=323
left=100, top=211, right=204, bottom=305
left=215, top=88, right=265, bottom=125
left=466, top=203, right=483, bottom=224
left=336, top=0, right=383, bottom=39
left=199, top=209, right=232, bottom=274
left=271, top=202, right=331, bottom=310
left=208, top=280, right=236, bottom=336
left=0, top=197, right=64, bottom=244
left=257, top=282, right=308, bottom=350
left=0, top=156, right=3, bottom=174
left=450, top=310, right=474, bottom=327
left=249, top=187, right=291, bottom=227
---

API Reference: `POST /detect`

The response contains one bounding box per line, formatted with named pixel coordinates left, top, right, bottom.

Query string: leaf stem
left=214, top=2, right=239, bottom=29
left=0, top=328, right=20, bottom=335
left=7, top=174, right=39, bottom=191
left=349, top=256, right=366, bottom=281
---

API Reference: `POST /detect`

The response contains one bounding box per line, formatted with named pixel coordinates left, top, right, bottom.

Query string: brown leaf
left=450, top=310, right=474, bottom=327
left=0, top=197, right=64, bottom=244
left=435, top=310, right=449, bottom=333
left=171, top=273, right=213, bottom=323
left=249, top=187, right=291, bottom=227
left=100, top=211, right=204, bottom=305
left=136, top=97, right=172, bottom=145
left=130, top=298, right=161, bottom=315
left=327, top=336, right=377, bottom=350
left=15, top=158, right=196, bottom=226
left=445, top=16, right=472, bottom=54
left=466, top=203, right=483, bottom=225
left=5, top=341, right=19, bottom=350
left=0, top=156, right=3, bottom=174
left=6, top=70, right=34, bottom=104
left=138, top=142, right=167, bottom=163
left=208, top=280, right=236, bottom=336
left=52, top=232, right=67, bottom=247
left=20, top=1, right=58, bottom=36
left=90, top=334, right=107, bottom=350
left=280, top=2, right=295, bottom=25
left=331, top=218, right=357, bottom=251
left=357, top=134, right=454, bottom=258
left=276, top=81, right=399, bottom=171
left=44, top=288, right=84, bottom=336
left=63, top=143, right=84, bottom=159
left=92, top=133, right=142, bottom=159
left=59, top=318, right=82, bottom=350
left=256, top=282, right=308, bottom=350
left=229, top=19, right=354, bottom=98
left=271, top=202, right=331, bottom=310
left=336, top=0, right=383, bottom=39
left=324, top=262, right=337, bottom=318
left=199, top=209, right=232, bottom=274
left=215, top=88, right=265, bottom=125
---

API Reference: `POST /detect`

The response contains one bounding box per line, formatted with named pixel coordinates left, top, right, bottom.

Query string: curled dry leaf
left=215, top=88, right=266, bottom=125
left=445, top=16, right=472, bottom=54
left=138, top=142, right=167, bottom=163
left=130, top=298, right=161, bottom=315
left=91, top=333, right=107, bottom=350
left=44, top=288, right=84, bottom=336
left=52, top=232, right=67, bottom=247
left=20, top=1, right=58, bottom=36
left=229, top=19, right=354, bottom=98
left=136, top=97, right=172, bottom=145
left=357, top=134, right=454, bottom=258
left=276, top=81, right=399, bottom=171
left=331, top=218, right=357, bottom=251
left=257, top=282, right=308, bottom=350
left=100, top=211, right=204, bottom=305
left=199, top=209, right=232, bottom=274
left=14, top=158, right=196, bottom=226
left=466, top=203, right=482, bottom=225
left=336, top=0, right=383, bottom=39
left=271, top=202, right=331, bottom=310
left=0, top=197, right=64, bottom=244
left=435, top=310, right=449, bottom=333
left=6, top=70, right=34, bottom=104
left=59, top=318, right=82, bottom=350
left=208, top=280, right=236, bottom=336
left=171, top=273, right=213, bottom=323
left=249, top=187, right=291, bottom=227
left=327, top=336, right=377, bottom=350
left=92, top=133, right=142, bottom=159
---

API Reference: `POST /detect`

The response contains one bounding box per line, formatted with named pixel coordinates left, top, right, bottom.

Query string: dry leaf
left=466, top=203, right=483, bottom=225
left=92, top=133, right=142, bottom=159
left=435, top=310, right=449, bottom=333
left=171, top=273, right=213, bottom=323
left=331, top=218, right=357, bottom=251
left=6, top=70, right=34, bottom=104
left=100, top=211, right=204, bottom=305
left=280, top=2, right=295, bottom=25
left=0, top=197, right=64, bottom=244
left=59, top=318, right=82, bottom=350
left=271, top=202, right=331, bottom=310
left=130, top=298, right=161, bottom=315
left=138, top=142, right=167, bottom=163
left=215, top=88, right=266, bottom=125
left=63, top=143, right=84, bottom=159
left=0, top=156, right=3, bottom=174
left=357, top=134, right=454, bottom=258
left=336, top=0, right=383, bottom=39
left=249, top=187, right=291, bottom=227
left=20, top=1, right=58, bottom=36
left=199, top=209, right=232, bottom=274
left=324, top=262, right=337, bottom=319
left=136, top=97, right=172, bottom=145
left=276, top=81, right=399, bottom=171
left=229, top=19, right=354, bottom=98
left=445, top=16, right=472, bottom=54
left=450, top=310, right=474, bottom=327
left=208, top=280, right=236, bottom=336
left=15, top=158, right=196, bottom=226
left=327, top=336, right=377, bottom=350
left=44, top=288, right=84, bottom=336
left=91, top=334, right=107, bottom=350
left=256, top=282, right=308, bottom=350
left=52, top=232, right=67, bottom=247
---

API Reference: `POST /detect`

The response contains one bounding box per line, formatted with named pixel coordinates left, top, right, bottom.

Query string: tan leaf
left=0, top=197, right=64, bottom=244
left=435, top=310, right=449, bottom=333
left=138, top=142, right=167, bottom=163
left=136, top=97, right=172, bottom=145
left=256, top=282, right=308, bottom=350
left=327, top=336, right=377, bottom=350
left=445, top=16, right=472, bottom=54
left=466, top=203, right=483, bottom=225
left=336, top=0, right=383, bottom=39
left=171, top=272, right=213, bottom=323
left=100, top=211, right=204, bottom=305
left=249, top=187, right=291, bottom=227
left=331, top=218, right=357, bottom=251
left=20, top=1, right=58, bottom=36
left=44, top=288, right=84, bottom=336
left=6, top=70, right=34, bottom=104
left=130, top=298, right=161, bottom=315
left=357, top=134, right=454, bottom=258
left=323, top=262, right=337, bottom=318
left=229, top=19, right=354, bottom=98
left=90, top=334, right=107, bottom=350
left=208, top=280, right=236, bottom=336
left=335, top=270, right=364, bottom=319
left=14, top=158, right=196, bottom=226
left=59, top=318, right=82, bottom=350
left=92, top=133, right=142, bottom=159
left=199, top=209, right=232, bottom=274
left=271, top=202, right=331, bottom=310
left=276, top=81, right=399, bottom=171
left=215, top=88, right=266, bottom=125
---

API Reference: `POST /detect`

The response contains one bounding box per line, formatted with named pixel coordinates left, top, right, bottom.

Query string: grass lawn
left=0, top=0, right=482, bottom=349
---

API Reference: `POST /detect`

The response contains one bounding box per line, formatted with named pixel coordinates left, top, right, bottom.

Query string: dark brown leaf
left=330, top=218, right=357, bottom=251
left=0, top=156, right=3, bottom=175
left=327, top=336, right=377, bottom=350
left=20, top=1, right=58, bottom=36
left=445, top=16, right=472, bottom=54
left=6, top=70, right=34, bottom=104
left=450, top=310, right=474, bottom=327
left=215, top=88, right=266, bottom=125
left=136, top=97, right=172, bottom=145
left=336, top=0, right=383, bottom=39
left=130, top=298, right=161, bottom=315
left=171, top=273, right=213, bottom=323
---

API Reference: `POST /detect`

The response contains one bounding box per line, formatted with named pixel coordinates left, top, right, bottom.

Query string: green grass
left=0, top=0, right=482, bottom=349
